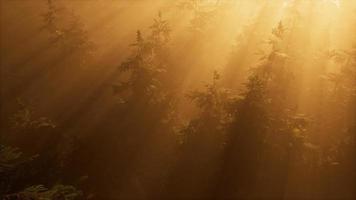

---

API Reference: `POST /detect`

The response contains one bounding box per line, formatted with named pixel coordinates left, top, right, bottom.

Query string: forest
left=0, top=0, right=355, bottom=199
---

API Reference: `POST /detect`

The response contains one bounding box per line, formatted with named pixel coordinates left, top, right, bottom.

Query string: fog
left=1, top=0, right=355, bottom=199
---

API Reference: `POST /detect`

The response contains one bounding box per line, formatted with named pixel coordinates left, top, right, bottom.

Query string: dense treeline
left=1, top=0, right=355, bottom=199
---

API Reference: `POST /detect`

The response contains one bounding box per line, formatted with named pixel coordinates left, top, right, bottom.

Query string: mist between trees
left=1, top=0, right=355, bottom=199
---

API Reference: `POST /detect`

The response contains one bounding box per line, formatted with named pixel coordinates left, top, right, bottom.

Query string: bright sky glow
left=283, top=0, right=340, bottom=8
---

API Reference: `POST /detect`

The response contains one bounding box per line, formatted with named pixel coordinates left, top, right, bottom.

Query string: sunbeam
left=1, top=0, right=355, bottom=199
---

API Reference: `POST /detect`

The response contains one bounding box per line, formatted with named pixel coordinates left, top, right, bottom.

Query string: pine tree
left=215, top=21, right=313, bottom=199
left=42, top=0, right=94, bottom=67
left=80, top=13, right=175, bottom=199
left=164, top=71, right=235, bottom=199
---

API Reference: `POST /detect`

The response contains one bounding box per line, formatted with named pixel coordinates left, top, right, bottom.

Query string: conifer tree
left=216, top=21, right=312, bottom=199
left=165, top=71, right=235, bottom=199
left=42, top=0, right=94, bottom=67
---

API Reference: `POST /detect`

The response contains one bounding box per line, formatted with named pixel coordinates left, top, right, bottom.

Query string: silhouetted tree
left=165, top=71, right=235, bottom=199
left=42, top=0, right=94, bottom=68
